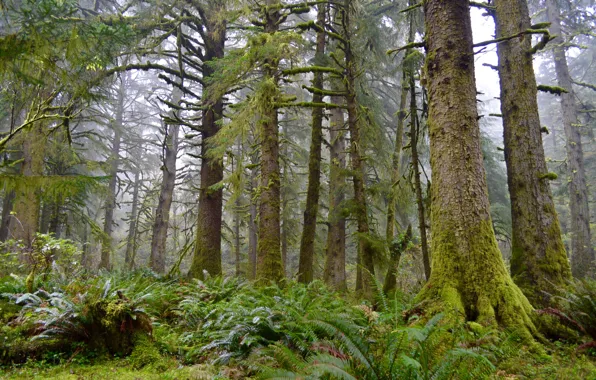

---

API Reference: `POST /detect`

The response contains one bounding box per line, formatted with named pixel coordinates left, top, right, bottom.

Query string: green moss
left=414, top=219, right=540, bottom=348
left=538, top=172, right=558, bottom=180
left=128, top=334, right=170, bottom=371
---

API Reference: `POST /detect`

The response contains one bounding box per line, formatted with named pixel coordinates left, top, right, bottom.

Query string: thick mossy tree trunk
left=324, top=96, right=347, bottom=291
left=298, top=4, right=326, bottom=284
left=409, top=76, right=431, bottom=281
left=189, top=12, right=226, bottom=279
left=9, top=122, right=46, bottom=249
left=125, top=169, right=140, bottom=269
left=150, top=89, right=182, bottom=274
left=494, top=0, right=571, bottom=306
left=255, top=0, right=284, bottom=283
left=99, top=80, right=124, bottom=270
left=416, top=0, right=536, bottom=338
left=546, top=0, right=594, bottom=279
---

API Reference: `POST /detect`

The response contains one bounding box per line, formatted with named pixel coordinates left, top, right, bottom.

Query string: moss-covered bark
left=546, top=0, right=595, bottom=279
left=255, top=0, right=284, bottom=284
left=323, top=93, right=347, bottom=291
left=189, top=6, right=226, bottom=279
left=298, top=3, right=326, bottom=284
left=494, top=0, right=572, bottom=306
left=342, top=0, right=375, bottom=299
left=417, top=0, right=537, bottom=339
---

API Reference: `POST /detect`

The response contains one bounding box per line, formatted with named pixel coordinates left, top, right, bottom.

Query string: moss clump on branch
left=537, top=84, right=569, bottom=95
left=538, top=172, right=558, bottom=180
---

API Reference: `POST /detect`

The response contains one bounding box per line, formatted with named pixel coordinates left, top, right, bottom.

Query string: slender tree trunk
left=298, top=4, right=327, bottom=284
left=39, top=201, right=52, bottom=234
left=410, top=76, right=431, bottom=281
left=150, top=90, right=182, bottom=274
left=383, top=225, right=412, bottom=294
left=546, top=0, right=594, bottom=279
left=255, top=1, right=284, bottom=283
left=280, top=122, right=290, bottom=277
left=386, top=0, right=414, bottom=246
left=248, top=152, right=259, bottom=280
left=342, top=0, right=374, bottom=298
left=324, top=95, right=347, bottom=291
left=9, top=121, right=45, bottom=249
left=125, top=169, right=141, bottom=268
left=234, top=195, right=242, bottom=277
left=494, top=0, right=571, bottom=306
left=189, top=13, right=226, bottom=279
left=416, top=0, right=536, bottom=338
left=386, top=71, right=408, bottom=244
left=48, top=200, right=63, bottom=238
left=0, top=190, right=15, bottom=241
left=99, top=80, right=124, bottom=270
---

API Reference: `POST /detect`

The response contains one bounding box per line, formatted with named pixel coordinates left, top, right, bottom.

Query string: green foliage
left=537, top=279, right=596, bottom=353
left=0, top=233, right=83, bottom=280
left=261, top=314, right=495, bottom=380
left=175, top=278, right=362, bottom=364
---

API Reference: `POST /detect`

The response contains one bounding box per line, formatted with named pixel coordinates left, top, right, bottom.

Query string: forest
left=0, top=0, right=595, bottom=378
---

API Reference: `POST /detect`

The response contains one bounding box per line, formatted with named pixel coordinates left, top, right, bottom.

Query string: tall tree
left=546, top=0, right=594, bottom=279
left=255, top=0, right=285, bottom=283
left=494, top=0, right=571, bottom=305
left=189, top=2, right=227, bottom=279
left=298, top=3, right=327, bottom=284
left=416, top=0, right=536, bottom=338
left=149, top=87, right=182, bottom=273
left=323, top=94, right=347, bottom=291
left=125, top=168, right=141, bottom=269
left=99, top=77, right=125, bottom=270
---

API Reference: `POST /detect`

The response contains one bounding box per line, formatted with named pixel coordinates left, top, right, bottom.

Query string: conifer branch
left=474, top=29, right=551, bottom=48
left=572, top=80, right=596, bottom=92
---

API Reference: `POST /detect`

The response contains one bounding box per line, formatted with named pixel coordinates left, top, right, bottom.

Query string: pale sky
left=471, top=8, right=503, bottom=142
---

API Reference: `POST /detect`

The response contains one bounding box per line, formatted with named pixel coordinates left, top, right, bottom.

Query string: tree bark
left=298, top=3, right=327, bottom=284
left=494, top=0, right=572, bottom=306
left=248, top=151, right=259, bottom=280
left=416, top=0, right=536, bottom=338
left=546, top=0, right=594, bottom=279
left=9, top=121, right=45, bottom=249
left=409, top=76, right=431, bottom=281
left=323, top=96, right=347, bottom=291
left=383, top=225, right=412, bottom=295
left=0, top=190, right=15, bottom=241
left=99, top=79, right=124, bottom=270
left=342, top=0, right=375, bottom=298
left=125, top=169, right=141, bottom=269
left=189, top=9, right=226, bottom=279
left=255, top=0, right=284, bottom=283
left=150, top=89, right=182, bottom=274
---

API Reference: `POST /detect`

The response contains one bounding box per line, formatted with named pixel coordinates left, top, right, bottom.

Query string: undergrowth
left=0, top=269, right=594, bottom=379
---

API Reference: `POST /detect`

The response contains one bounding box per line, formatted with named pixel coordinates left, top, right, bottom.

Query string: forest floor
left=0, top=271, right=595, bottom=379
